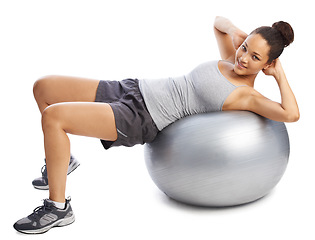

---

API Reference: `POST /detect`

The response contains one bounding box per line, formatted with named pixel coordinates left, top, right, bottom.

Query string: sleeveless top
left=138, top=60, right=240, bottom=131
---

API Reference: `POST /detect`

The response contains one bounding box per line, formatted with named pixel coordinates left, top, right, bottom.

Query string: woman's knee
left=33, top=75, right=58, bottom=100
left=41, top=103, right=65, bottom=131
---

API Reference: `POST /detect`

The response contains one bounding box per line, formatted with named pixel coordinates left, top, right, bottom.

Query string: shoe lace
left=41, top=165, right=47, bottom=177
left=29, top=200, right=53, bottom=220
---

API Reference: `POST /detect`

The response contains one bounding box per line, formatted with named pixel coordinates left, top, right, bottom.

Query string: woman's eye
left=241, top=45, right=246, bottom=51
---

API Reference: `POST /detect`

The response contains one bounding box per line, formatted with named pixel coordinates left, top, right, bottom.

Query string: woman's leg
left=32, top=75, right=102, bottom=189
left=33, top=75, right=100, bottom=114
left=42, top=102, right=117, bottom=203
left=13, top=101, right=117, bottom=234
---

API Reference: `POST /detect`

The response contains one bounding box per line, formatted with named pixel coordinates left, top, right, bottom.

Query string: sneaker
left=32, top=155, right=80, bottom=190
left=13, top=198, right=75, bottom=234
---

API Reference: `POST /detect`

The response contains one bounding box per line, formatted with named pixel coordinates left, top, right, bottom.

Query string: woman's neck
left=231, top=69, right=257, bottom=87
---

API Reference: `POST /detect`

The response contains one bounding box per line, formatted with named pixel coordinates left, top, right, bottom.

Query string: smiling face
left=234, top=33, right=271, bottom=76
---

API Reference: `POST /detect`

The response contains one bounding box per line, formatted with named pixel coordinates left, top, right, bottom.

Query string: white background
left=1, top=0, right=314, bottom=239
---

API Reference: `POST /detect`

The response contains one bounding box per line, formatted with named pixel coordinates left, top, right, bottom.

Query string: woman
left=14, top=16, right=299, bottom=234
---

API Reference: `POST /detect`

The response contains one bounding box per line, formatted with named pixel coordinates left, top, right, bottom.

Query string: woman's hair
left=251, top=21, right=294, bottom=63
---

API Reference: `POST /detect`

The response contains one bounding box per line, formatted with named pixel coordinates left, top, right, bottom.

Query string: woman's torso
left=139, top=60, right=246, bottom=131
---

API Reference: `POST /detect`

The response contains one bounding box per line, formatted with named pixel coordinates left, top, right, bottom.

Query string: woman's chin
left=233, top=65, right=246, bottom=75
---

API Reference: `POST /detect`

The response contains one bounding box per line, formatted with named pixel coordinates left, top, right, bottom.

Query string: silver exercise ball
left=144, top=111, right=290, bottom=207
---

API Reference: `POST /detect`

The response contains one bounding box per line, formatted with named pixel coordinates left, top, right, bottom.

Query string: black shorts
left=95, top=78, right=159, bottom=150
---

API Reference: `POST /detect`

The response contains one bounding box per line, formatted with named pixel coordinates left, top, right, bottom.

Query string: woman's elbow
left=214, top=16, right=221, bottom=24
left=285, top=111, right=300, bottom=122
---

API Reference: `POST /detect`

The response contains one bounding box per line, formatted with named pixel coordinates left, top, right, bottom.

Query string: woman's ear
left=263, top=60, right=274, bottom=70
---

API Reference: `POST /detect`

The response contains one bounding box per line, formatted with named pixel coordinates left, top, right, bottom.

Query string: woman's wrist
left=273, top=67, right=288, bottom=87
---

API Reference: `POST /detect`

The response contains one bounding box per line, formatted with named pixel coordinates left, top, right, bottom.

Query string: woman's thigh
left=33, top=75, right=100, bottom=112
left=43, top=102, right=117, bottom=141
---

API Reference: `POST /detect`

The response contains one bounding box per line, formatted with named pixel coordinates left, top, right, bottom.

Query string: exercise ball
left=144, top=111, right=290, bottom=207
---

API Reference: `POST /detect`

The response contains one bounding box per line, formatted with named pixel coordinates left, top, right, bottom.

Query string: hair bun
left=272, top=21, right=294, bottom=47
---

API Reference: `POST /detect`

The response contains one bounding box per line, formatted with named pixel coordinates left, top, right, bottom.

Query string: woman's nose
left=241, top=53, right=249, bottom=63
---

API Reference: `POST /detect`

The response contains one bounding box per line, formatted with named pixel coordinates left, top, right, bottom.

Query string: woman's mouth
left=237, top=59, right=247, bottom=69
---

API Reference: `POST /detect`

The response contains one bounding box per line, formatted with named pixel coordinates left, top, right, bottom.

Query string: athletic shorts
left=95, top=78, right=159, bottom=150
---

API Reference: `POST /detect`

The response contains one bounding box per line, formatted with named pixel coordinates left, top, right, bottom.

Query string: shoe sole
left=33, top=185, right=49, bottom=190
left=15, top=214, right=75, bottom=234
left=32, top=161, right=80, bottom=190
left=68, top=161, right=80, bottom=175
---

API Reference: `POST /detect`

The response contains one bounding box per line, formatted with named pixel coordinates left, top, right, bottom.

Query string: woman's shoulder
left=218, top=59, right=235, bottom=69
left=188, top=60, right=220, bottom=74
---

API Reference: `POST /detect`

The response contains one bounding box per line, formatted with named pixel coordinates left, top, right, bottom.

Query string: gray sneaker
left=32, top=155, right=80, bottom=190
left=13, top=198, right=75, bottom=234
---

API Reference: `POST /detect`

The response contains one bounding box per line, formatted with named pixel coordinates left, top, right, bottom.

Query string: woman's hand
left=231, top=29, right=248, bottom=50
left=262, top=58, right=284, bottom=79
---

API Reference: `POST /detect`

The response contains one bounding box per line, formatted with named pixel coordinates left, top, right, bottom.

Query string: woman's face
left=234, top=33, right=271, bottom=76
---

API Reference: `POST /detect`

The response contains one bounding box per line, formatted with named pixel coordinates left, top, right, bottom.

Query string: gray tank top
left=139, top=60, right=239, bottom=131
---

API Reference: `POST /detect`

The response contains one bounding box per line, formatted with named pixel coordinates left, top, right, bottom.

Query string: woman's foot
left=32, top=155, right=80, bottom=190
left=13, top=198, right=75, bottom=234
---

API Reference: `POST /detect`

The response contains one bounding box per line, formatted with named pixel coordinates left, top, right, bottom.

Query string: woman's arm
left=246, top=59, right=300, bottom=122
left=214, top=16, right=248, bottom=62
